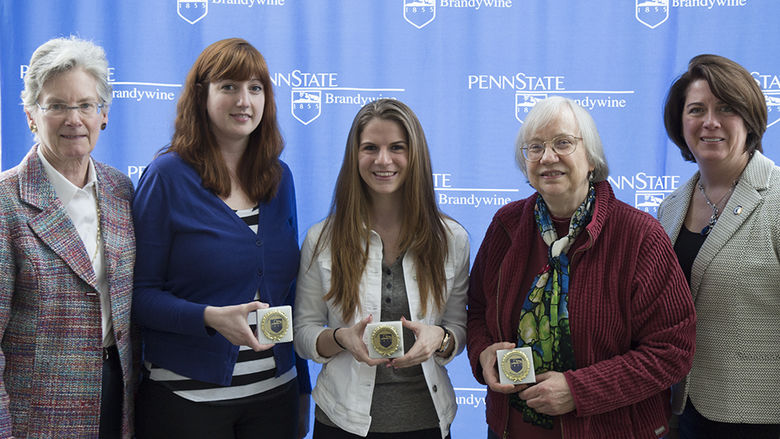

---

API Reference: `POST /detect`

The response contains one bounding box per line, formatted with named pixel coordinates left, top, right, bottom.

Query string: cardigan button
left=255, top=240, right=263, bottom=247
left=257, top=269, right=263, bottom=276
left=432, top=385, right=438, bottom=393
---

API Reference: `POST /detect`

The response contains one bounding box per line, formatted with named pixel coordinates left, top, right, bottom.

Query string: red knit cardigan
left=467, top=181, right=696, bottom=439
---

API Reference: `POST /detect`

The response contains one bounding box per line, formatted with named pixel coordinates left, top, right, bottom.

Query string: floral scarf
left=508, top=184, right=596, bottom=429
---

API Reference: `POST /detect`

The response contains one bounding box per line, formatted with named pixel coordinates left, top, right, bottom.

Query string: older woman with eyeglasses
left=466, top=96, right=696, bottom=439
left=0, top=37, right=136, bottom=438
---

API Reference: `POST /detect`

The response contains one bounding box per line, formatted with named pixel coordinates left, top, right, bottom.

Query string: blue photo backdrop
left=3, top=1, right=779, bottom=436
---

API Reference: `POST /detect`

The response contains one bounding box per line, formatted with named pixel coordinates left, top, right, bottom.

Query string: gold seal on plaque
left=371, top=325, right=400, bottom=356
left=260, top=310, right=288, bottom=341
left=501, top=349, right=531, bottom=382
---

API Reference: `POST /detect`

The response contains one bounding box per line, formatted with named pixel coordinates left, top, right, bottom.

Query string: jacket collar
left=495, top=180, right=614, bottom=247
left=18, top=145, right=103, bottom=289
left=659, top=151, right=774, bottom=298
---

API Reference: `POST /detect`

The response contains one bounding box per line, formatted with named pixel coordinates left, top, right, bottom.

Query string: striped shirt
left=146, top=205, right=297, bottom=402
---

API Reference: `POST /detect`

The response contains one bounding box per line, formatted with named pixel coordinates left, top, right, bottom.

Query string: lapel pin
left=733, top=205, right=743, bottom=215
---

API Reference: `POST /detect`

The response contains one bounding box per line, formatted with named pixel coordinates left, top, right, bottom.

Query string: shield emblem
left=379, top=334, right=393, bottom=348
left=177, top=0, right=208, bottom=25
left=635, top=192, right=666, bottom=213
left=765, top=93, right=780, bottom=128
left=291, top=89, right=321, bottom=125
left=403, top=0, right=436, bottom=29
left=270, top=317, right=283, bottom=334
left=515, top=93, right=547, bottom=123
left=635, top=0, right=669, bottom=29
left=509, top=358, right=526, bottom=374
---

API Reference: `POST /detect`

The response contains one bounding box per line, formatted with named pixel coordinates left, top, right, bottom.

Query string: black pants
left=314, top=419, right=449, bottom=439
left=135, top=376, right=299, bottom=439
left=99, top=345, right=123, bottom=439
left=679, top=398, right=780, bottom=439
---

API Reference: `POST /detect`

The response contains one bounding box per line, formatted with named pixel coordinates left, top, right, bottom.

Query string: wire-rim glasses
left=521, top=135, right=582, bottom=161
left=37, top=102, right=105, bottom=117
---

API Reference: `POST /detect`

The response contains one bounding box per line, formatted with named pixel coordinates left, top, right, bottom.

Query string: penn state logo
left=515, top=93, right=547, bottom=123
left=765, top=93, right=780, bottom=128
left=500, top=350, right=530, bottom=382
left=404, top=0, right=436, bottom=29
left=260, top=310, right=288, bottom=341
left=270, top=316, right=283, bottom=333
left=509, top=358, right=525, bottom=374
left=177, top=0, right=208, bottom=24
left=291, top=89, right=322, bottom=125
left=635, top=192, right=666, bottom=213
left=635, top=0, right=669, bottom=29
left=371, top=325, right=400, bottom=356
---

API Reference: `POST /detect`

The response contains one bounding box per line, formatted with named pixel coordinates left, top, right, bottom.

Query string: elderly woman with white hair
left=466, top=96, right=696, bottom=439
left=0, top=37, right=135, bottom=438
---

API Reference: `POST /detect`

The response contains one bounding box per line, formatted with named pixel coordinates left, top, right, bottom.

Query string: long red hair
left=166, top=38, right=283, bottom=202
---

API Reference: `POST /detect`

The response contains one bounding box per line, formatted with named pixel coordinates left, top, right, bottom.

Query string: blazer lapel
left=690, top=153, right=772, bottom=299
left=96, top=167, right=132, bottom=286
left=20, top=148, right=98, bottom=289
left=658, top=174, right=697, bottom=245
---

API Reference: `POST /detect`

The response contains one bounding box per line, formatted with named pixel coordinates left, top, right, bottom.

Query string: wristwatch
left=436, top=325, right=452, bottom=354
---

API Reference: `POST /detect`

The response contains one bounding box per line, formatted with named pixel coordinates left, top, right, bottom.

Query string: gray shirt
left=316, top=255, right=439, bottom=433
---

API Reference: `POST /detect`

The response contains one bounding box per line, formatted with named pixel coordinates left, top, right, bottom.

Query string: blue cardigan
left=132, top=152, right=310, bottom=391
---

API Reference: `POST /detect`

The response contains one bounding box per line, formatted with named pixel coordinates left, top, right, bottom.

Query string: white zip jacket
left=294, top=218, right=470, bottom=438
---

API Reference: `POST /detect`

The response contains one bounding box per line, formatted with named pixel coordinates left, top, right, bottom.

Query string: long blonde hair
left=316, top=99, right=449, bottom=323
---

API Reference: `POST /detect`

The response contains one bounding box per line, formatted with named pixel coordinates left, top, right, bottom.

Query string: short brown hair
left=167, top=38, right=283, bottom=202
left=663, top=54, right=766, bottom=162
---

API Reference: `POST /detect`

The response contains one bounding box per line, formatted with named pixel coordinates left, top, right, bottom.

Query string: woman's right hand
left=204, top=301, right=273, bottom=352
left=479, top=341, right=530, bottom=394
left=322, top=315, right=389, bottom=367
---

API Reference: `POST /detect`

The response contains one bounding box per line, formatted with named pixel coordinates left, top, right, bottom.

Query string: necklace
left=697, top=179, right=737, bottom=236
left=91, top=185, right=103, bottom=264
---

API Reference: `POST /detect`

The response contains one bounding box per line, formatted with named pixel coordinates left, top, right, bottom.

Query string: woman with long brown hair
left=294, top=99, right=469, bottom=439
left=132, top=38, right=310, bottom=438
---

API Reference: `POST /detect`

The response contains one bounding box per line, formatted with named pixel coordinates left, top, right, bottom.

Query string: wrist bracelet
left=332, top=328, right=347, bottom=350
left=436, top=325, right=451, bottom=354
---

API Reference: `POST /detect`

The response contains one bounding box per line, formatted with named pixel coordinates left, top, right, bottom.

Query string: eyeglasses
left=521, top=135, right=582, bottom=161
left=37, top=102, right=105, bottom=117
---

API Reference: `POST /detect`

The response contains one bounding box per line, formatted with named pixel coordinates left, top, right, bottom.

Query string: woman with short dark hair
left=659, top=54, right=780, bottom=439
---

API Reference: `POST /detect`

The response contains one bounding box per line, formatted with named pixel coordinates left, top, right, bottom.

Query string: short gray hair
left=21, top=36, right=112, bottom=109
left=514, top=96, right=609, bottom=182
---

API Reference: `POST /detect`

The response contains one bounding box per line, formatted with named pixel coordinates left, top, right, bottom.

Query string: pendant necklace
left=697, top=179, right=737, bottom=236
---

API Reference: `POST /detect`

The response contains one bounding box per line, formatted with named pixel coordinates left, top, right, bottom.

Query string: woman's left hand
left=518, top=371, right=576, bottom=416
left=388, top=317, right=443, bottom=369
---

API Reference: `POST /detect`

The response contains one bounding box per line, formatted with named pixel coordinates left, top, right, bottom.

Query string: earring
left=30, top=124, right=37, bottom=133
left=588, top=171, right=594, bottom=182
left=101, top=123, right=107, bottom=130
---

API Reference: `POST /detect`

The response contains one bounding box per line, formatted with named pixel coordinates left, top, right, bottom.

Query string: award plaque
left=497, top=347, right=536, bottom=385
left=256, top=305, right=293, bottom=344
left=365, top=321, right=404, bottom=359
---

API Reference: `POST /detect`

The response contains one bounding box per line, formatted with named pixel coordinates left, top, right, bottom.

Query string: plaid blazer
left=0, top=146, right=137, bottom=438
